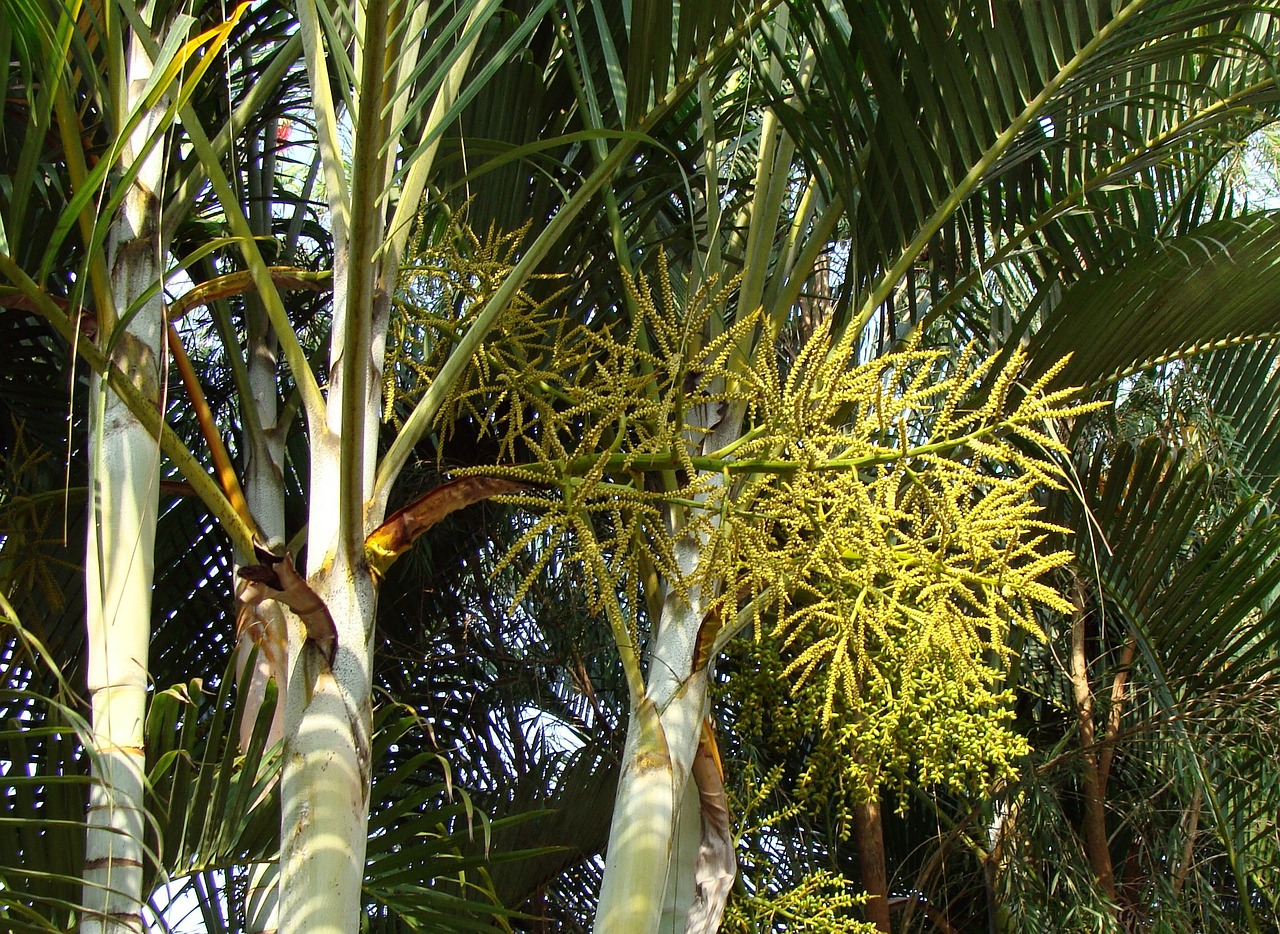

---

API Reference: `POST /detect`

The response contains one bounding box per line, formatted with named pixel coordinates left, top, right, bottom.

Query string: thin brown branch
left=166, top=323, right=257, bottom=533
left=1098, top=638, right=1136, bottom=795
left=854, top=791, right=891, bottom=933
left=1173, top=784, right=1202, bottom=896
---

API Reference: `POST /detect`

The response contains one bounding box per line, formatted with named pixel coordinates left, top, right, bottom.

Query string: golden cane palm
left=7, top=1, right=1280, bottom=933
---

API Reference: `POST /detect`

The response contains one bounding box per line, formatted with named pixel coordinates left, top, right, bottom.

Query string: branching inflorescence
left=390, top=230, right=1100, bottom=799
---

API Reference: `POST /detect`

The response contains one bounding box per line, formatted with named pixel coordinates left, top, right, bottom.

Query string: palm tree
left=7, top=2, right=1280, bottom=933
left=7, top=0, right=780, bottom=928
left=741, top=6, right=1280, bottom=927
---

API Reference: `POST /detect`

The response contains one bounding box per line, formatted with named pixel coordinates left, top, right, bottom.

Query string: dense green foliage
left=5, top=1, right=1280, bottom=930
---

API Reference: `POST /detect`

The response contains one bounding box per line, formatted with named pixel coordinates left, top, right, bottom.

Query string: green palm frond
left=142, top=668, right=280, bottom=891
left=362, top=704, right=560, bottom=933
left=770, top=0, right=1280, bottom=351
left=1027, top=214, right=1280, bottom=392
left=1198, top=339, right=1280, bottom=496
left=475, top=742, right=617, bottom=916
left=1048, top=436, right=1280, bottom=927
left=0, top=685, right=92, bottom=932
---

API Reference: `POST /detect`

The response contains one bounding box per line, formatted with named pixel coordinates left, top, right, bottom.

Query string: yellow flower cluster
left=393, top=240, right=1098, bottom=800
left=712, top=333, right=1096, bottom=801
left=720, top=865, right=874, bottom=933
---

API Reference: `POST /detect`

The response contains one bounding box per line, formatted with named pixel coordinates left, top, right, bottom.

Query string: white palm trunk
left=276, top=207, right=387, bottom=934
left=593, top=576, right=715, bottom=934
left=593, top=42, right=811, bottom=922
left=273, top=0, right=479, bottom=924
left=278, top=414, right=382, bottom=932
left=81, top=28, right=166, bottom=934
left=278, top=554, right=376, bottom=934
left=592, top=58, right=803, bottom=926
left=595, top=417, right=741, bottom=934
left=237, top=303, right=290, bottom=753
left=239, top=303, right=288, bottom=934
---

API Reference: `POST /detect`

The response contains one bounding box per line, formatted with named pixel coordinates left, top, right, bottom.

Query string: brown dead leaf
left=238, top=547, right=337, bottom=665
left=686, top=718, right=736, bottom=934
left=366, top=476, right=527, bottom=576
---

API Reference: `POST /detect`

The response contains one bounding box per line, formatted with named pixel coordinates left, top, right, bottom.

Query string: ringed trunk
left=276, top=240, right=388, bottom=931
left=277, top=553, right=376, bottom=934
left=81, top=23, right=166, bottom=934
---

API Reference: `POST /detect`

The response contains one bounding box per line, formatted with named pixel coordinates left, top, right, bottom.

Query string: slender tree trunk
left=81, top=26, right=165, bottom=934
left=595, top=420, right=738, bottom=934
left=278, top=554, right=376, bottom=933
left=593, top=575, right=713, bottom=934
left=984, top=797, right=1016, bottom=934
left=1097, top=638, right=1135, bottom=794
left=1068, top=580, right=1116, bottom=903
left=1173, top=784, right=1201, bottom=897
left=853, top=795, right=892, bottom=933
left=276, top=238, right=389, bottom=931
left=236, top=300, right=289, bottom=753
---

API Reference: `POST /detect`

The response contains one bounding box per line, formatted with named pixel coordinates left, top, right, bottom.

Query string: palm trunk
left=594, top=413, right=739, bottom=933
left=853, top=795, right=891, bottom=933
left=236, top=298, right=289, bottom=752
left=276, top=232, right=388, bottom=931
left=593, top=581, right=713, bottom=933
left=278, top=552, right=376, bottom=934
left=237, top=300, right=288, bottom=934
left=1068, top=580, right=1116, bottom=903
left=592, top=74, right=805, bottom=925
left=82, top=350, right=161, bottom=934
left=81, top=27, right=166, bottom=934
left=271, top=0, right=475, bottom=919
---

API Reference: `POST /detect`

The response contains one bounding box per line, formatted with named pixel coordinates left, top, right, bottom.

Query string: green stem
left=338, top=0, right=393, bottom=556
left=536, top=419, right=1012, bottom=478
left=180, top=113, right=327, bottom=428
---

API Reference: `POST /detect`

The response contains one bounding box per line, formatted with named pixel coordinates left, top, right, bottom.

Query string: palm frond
left=1028, top=214, right=1280, bottom=391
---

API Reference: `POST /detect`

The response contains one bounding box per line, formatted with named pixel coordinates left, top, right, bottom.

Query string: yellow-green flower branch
left=383, top=237, right=1103, bottom=811
left=372, top=0, right=783, bottom=510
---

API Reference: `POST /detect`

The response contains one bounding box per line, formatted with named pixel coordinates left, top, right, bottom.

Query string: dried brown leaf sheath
left=687, top=719, right=735, bottom=933
left=239, top=549, right=338, bottom=665
left=365, top=476, right=527, bottom=575
left=691, top=606, right=722, bottom=675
